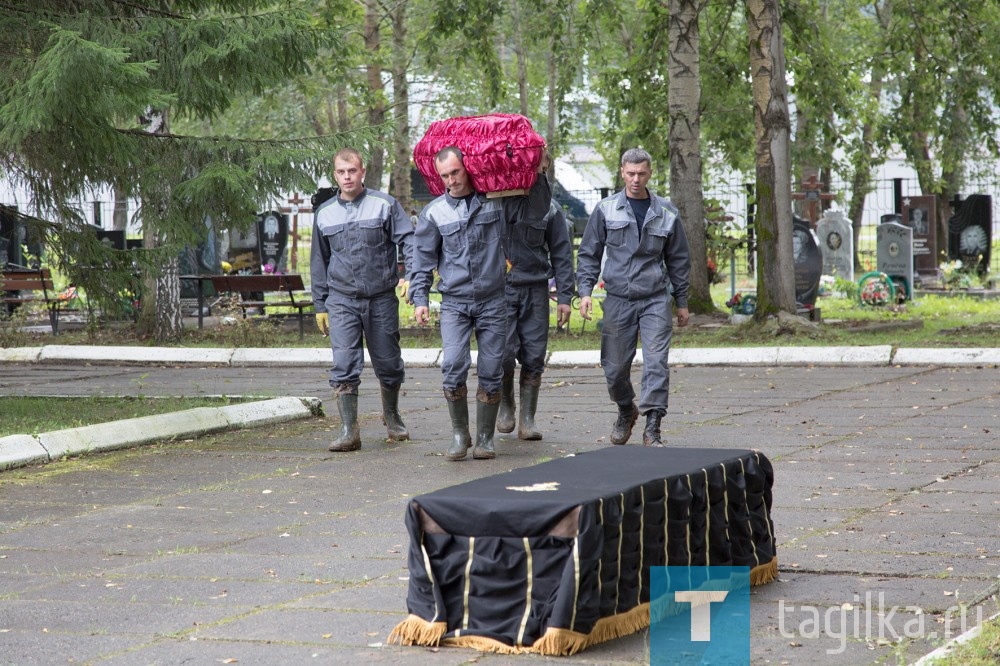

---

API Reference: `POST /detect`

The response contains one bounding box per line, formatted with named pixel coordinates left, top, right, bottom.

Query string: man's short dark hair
left=621, top=148, right=652, bottom=168
left=435, top=146, right=464, bottom=162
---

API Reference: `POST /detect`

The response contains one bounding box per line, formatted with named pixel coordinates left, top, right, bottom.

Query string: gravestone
left=901, top=196, right=937, bottom=278
left=792, top=215, right=823, bottom=307
left=257, top=210, right=289, bottom=273
left=947, top=194, right=992, bottom=275
left=1, top=206, right=43, bottom=268
left=179, top=218, right=222, bottom=299
left=95, top=228, right=126, bottom=251
left=1, top=205, right=23, bottom=267
left=816, top=210, right=854, bottom=282
left=227, top=223, right=261, bottom=273
left=877, top=222, right=913, bottom=300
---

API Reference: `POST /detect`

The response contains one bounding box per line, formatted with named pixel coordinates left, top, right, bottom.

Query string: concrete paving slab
left=219, top=396, right=318, bottom=427
left=0, top=631, right=139, bottom=666
left=672, top=346, right=779, bottom=365
left=195, top=606, right=419, bottom=648
left=39, top=344, right=234, bottom=365
left=401, top=348, right=441, bottom=367
left=0, top=597, right=238, bottom=635
left=893, top=347, right=1000, bottom=366
left=14, top=574, right=321, bottom=609
left=0, top=434, right=47, bottom=470
left=231, top=347, right=328, bottom=366
left=2, top=360, right=998, bottom=665
left=95, top=641, right=478, bottom=666
left=0, top=346, right=41, bottom=363
left=37, top=407, right=231, bottom=459
left=287, top=580, right=410, bottom=612
left=776, top=345, right=893, bottom=366
left=547, top=350, right=601, bottom=367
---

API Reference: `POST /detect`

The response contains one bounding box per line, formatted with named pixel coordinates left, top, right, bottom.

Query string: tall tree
left=745, top=0, right=796, bottom=317
left=882, top=0, right=1000, bottom=250
left=0, top=1, right=375, bottom=341
left=668, top=0, right=713, bottom=313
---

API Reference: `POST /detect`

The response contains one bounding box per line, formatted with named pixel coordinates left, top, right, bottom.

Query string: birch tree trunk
left=137, top=108, right=183, bottom=343
left=389, top=0, right=412, bottom=212
left=745, top=0, right=796, bottom=316
left=668, top=0, right=713, bottom=313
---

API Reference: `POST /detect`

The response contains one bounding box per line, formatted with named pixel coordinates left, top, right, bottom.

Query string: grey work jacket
left=576, top=189, right=690, bottom=307
left=503, top=201, right=576, bottom=306
left=409, top=175, right=551, bottom=307
left=310, top=188, right=414, bottom=306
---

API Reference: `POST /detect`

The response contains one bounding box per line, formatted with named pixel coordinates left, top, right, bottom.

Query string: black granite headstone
left=1, top=205, right=23, bottom=267
left=257, top=210, right=289, bottom=273
left=95, top=228, right=126, bottom=251
left=902, top=195, right=937, bottom=277
left=947, top=194, right=992, bottom=275
left=793, top=215, right=823, bottom=307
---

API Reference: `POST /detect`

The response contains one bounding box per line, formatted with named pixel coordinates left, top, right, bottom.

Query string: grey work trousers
left=501, top=283, right=550, bottom=378
left=599, top=292, right=673, bottom=415
left=325, top=291, right=404, bottom=392
left=439, top=297, right=507, bottom=394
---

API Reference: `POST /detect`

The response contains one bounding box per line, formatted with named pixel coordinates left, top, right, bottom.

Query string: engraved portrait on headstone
left=257, top=210, right=288, bottom=274
left=817, top=210, right=854, bottom=282
left=902, top=195, right=938, bottom=277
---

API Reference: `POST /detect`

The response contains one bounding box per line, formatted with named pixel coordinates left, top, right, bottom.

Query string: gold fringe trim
left=583, top=601, right=650, bottom=648
left=530, top=626, right=591, bottom=656
left=442, top=634, right=527, bottom=654
left=386, top=614, right=447, bottom=647
left=750, top=556, right=778, bottom=587
left=393, top=557, right=779, bottom=656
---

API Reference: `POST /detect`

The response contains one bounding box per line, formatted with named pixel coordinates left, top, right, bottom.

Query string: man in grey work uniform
left=311, top=147, right=414, bottom=452
left=497, top=199, right=575, bottom=440
left=577, top=148, right=691, bottom=447
left=410, top=146, right=551, bottom=461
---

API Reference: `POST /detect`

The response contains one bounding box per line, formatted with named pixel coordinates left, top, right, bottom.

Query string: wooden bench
left=210, top=273, right=313, bottom=339
left=1, top=268, right=78, bottom=335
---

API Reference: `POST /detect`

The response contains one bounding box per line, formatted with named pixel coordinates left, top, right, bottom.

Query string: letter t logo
left=674, top=591, right=730, bottom=641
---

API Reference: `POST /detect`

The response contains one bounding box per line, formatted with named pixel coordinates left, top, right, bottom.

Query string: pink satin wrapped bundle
left=413, top=113, right=545, bottom=197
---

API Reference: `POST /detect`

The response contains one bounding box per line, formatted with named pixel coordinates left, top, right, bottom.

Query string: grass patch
left=928, top=613, right=1000, bottom=665
left=0, top=396, right=240, bottom=437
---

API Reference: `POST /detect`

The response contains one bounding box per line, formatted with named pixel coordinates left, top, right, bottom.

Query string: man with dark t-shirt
left=576, top=148, right=691, bottom=447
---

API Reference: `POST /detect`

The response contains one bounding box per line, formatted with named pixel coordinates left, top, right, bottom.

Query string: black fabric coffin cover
left=389, top=446, right=777, bottom=655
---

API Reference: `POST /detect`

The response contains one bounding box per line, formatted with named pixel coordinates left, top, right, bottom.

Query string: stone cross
left=791, top=175, right=837, bottom=228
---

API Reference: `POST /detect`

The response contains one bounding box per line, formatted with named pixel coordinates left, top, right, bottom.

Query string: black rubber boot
left=380, top=384, right=409, bottom=441
left=517, top=380, right=542, bottom=441
left=610, top=402, right=639, bottom=445
left=496, top=372, right=516, bottom=434
left=473, top=390, right=501, bottom=460
left=329, top=393, right=361, bottom=452
left=444, top=387, right=471, bottom=461
left=642, top=410, right=665, bottom=447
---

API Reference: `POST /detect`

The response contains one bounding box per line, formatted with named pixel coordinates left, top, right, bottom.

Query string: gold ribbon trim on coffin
left=388, top=556, right=778, bottom=656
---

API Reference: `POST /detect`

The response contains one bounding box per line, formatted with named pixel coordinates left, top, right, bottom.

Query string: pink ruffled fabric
left=413, top=114, right=546, bottom=196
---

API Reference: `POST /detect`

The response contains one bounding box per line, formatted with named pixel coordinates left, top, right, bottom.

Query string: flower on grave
left=818, top=274, right=836, bottom=296
left=725, top=292, right=742, bottom=310
left=938, top=259, right=974, bottom=289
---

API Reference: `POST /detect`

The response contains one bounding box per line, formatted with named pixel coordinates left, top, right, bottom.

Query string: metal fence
left=558, top=176, right=1000, bottom=280
left=7, top=175, right=997, bottom=281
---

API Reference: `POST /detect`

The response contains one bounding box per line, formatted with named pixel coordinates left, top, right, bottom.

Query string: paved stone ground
left=1, top=361, right=998, bottom=665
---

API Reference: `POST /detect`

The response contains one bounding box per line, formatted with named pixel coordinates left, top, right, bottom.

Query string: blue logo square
left=650, top=566, right=751, bottom=665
